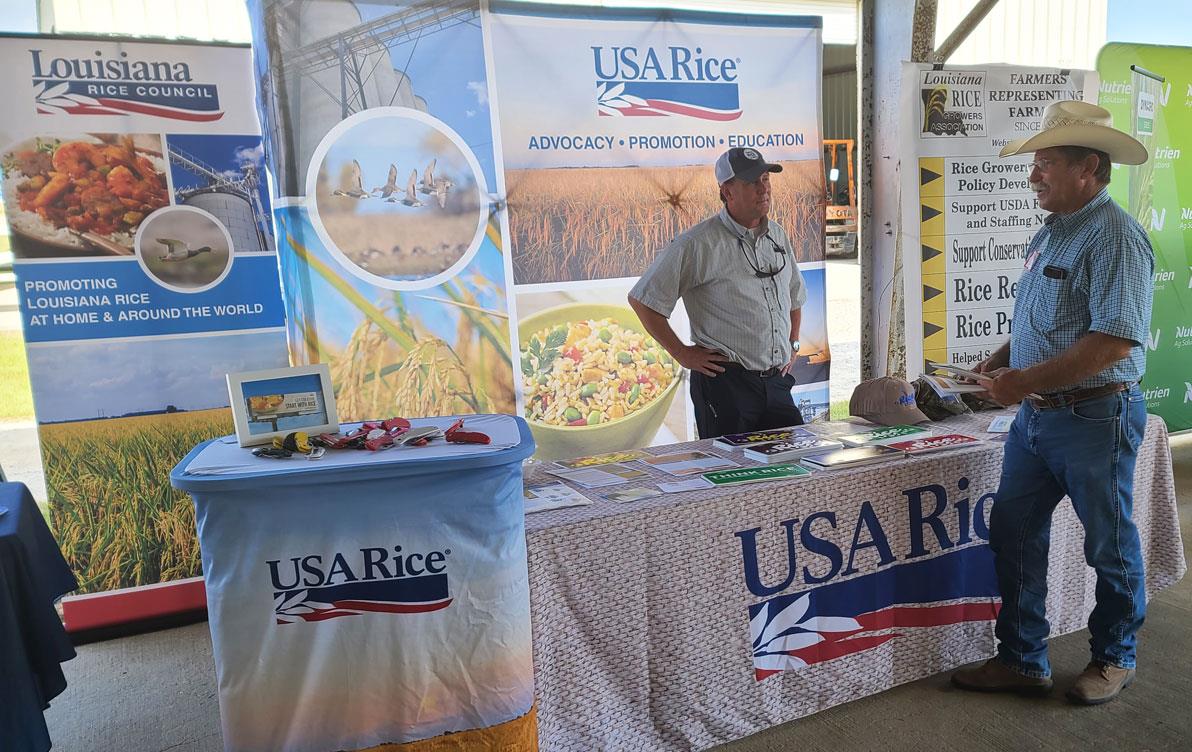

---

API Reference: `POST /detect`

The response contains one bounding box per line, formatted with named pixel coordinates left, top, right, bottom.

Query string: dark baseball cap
left=714, top=147, right=783, bottom=185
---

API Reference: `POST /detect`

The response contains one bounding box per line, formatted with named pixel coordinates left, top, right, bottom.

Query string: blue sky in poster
left=355, top=2, right=495, bottom=190
left=275, top=205, right=506, bottom=351
left=321, top=113, right=481, bottom=214
left=27, top=330, right=289, bottom=423
left=241, top=373, right=321, bottom=398
left=165, top=133, right=272, bottom=221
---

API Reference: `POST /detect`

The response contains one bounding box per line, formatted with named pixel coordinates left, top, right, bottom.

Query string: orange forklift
left=823, top=138, right=857, bottom=257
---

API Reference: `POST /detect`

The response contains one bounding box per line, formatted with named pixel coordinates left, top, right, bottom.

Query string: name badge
left=1024, top=250, right=1040, bottom=270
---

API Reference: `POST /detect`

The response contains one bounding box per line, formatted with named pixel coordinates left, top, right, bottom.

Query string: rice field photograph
left=275, top=205, right=515, bottom=423
left=39, top=409, right=231, bottom=592
left=25, top=330, right=289, bottom=592
left=310, top=109, right=486, bottom=283
left=507, top=159, right=824, bottom=285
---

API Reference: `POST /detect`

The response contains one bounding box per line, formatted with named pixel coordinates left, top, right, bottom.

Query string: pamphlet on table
left=839, top=424, right=933, bottom=447
left=524, top=482, right=594, bottom=514
left=639, top=450, right=737, bottom=476
left=885, top=434, right=980, bottom=454
left=553, top=450, right=646, bottom=469
left=712, top=426, right=818, bottom=450
left=545, top=463, right=648, bottom=488
left=656, top=477, right=715, bottom=493
left=602, top=486, right=664, bottom=503
left=800, top=444, right=906, bottom=469
left=743, top=437, right=844, bottom=464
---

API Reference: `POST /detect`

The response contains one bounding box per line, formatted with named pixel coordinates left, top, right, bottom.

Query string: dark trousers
left=690, top=364, right=804, bottom=439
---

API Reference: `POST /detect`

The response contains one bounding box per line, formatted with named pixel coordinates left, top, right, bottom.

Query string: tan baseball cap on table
left=849, top=377, right=930, bottom=426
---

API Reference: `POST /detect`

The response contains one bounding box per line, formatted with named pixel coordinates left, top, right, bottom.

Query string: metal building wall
left=822, top=44, right=857, bottom=142
left=936, top=0, right=1109, bottom=70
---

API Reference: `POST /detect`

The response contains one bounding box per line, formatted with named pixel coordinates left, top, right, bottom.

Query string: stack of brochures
left=712, top=426, right=817, bottom=450
left=800, top=444, right=906, bottom=470
left=839, top=424, right=933, bottom=447
left=743, top=436, right=844, bottom=464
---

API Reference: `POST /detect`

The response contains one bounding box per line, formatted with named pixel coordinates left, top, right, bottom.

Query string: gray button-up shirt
left=629, top=207, right=808, bottom=371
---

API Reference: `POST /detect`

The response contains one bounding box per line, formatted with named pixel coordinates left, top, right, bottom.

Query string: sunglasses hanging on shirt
left=737, top=234, right=787, bottom=278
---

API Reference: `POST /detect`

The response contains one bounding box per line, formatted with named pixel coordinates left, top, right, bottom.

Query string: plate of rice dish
left=2, top=134, right=169, bottom=256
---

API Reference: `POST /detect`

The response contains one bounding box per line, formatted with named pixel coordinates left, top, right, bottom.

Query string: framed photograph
left=226, top=364, right=339, bottom=447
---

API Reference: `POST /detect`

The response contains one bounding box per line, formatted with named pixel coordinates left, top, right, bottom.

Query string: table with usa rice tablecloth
left=171, top=415, right=539, bottom=752
left=523, top=411, right=1186, bottom=751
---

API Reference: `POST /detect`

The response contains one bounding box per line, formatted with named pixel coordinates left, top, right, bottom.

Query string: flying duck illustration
left=372, top=163, right=399, bottom=199
left=156, top=237, right=212, bottom=262
left=331, top=159, right=370, bottom=199
left=388, top=169, right=424, bottom=207
left=431, top=177, right=454, bottom=209
left=418, top=159, right=437, bottom=195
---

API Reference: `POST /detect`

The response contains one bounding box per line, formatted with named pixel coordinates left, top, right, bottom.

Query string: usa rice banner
left=899, top=64, right=1090, bottom=375
left=247, top=0, right=827, bottom=465
left=1097, top=44, right=1192, bottom=432
left=490, top=2, right=828, bottom=460
left=0, top=35, right=288, bottom=598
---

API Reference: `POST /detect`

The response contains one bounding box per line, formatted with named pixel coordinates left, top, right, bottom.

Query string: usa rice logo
left=738, top=479, right=999, bottom=680
left=267, top=545, right=452, bottom=624
left=593, top=45, right=742, bottom=121
left=30, top=48, right=224, bottom=121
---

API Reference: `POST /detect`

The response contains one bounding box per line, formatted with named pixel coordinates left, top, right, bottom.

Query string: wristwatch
left=791, top=340, right=800, bottom=353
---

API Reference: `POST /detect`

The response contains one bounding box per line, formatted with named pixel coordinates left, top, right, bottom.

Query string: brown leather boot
left=951, top=658, right=1053, bottom=696
left=1066, top=661, right=1135, bottom=705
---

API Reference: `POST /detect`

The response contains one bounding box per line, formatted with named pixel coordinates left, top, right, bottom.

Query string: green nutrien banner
left=1097, top=43, right=1192, bottom=432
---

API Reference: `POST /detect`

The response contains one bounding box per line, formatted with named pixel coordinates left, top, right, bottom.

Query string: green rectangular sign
left=702, top=463, right=812, bottom=487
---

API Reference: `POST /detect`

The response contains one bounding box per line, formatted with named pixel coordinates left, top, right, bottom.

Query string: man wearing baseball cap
left=951, top=101, right=1153, bottom=705
left=628, top=147, right=809, bottom=437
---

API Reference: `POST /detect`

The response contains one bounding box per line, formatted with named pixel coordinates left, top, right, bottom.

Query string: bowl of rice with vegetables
left=519, top=303, right=682, bottom=460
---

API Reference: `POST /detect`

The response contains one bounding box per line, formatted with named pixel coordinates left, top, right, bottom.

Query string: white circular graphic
left=743, top=148, right=760, bottom=161
left=134, top=206, right=234, bottom=294
left=306, top=107, right=489, bottom=291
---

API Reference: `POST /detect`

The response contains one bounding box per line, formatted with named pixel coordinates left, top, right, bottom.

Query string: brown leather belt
left=1027, top=382, right=1131, bottom=410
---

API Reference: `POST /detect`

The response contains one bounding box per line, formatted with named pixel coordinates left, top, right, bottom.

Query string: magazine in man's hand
left=926, top=360, right=989, bottom=383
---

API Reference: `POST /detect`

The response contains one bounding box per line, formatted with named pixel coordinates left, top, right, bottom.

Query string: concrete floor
left=40, top=433, right=1192, bottom=752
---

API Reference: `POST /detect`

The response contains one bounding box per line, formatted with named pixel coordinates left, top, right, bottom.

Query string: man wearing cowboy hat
left=629, top=147, right=808, bottom=438
left=952, top=101, right=1153, bottom=705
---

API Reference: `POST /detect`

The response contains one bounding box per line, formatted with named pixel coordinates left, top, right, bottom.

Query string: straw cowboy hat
left=999, top=100, right=1148, bottom=165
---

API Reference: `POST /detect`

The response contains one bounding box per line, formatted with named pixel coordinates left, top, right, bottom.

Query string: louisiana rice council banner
left=0, top=36, right=288, bottom=597
left=489, top=3, right=828, bottom=460
left=899, top=64, right=1090, bottom=375
left=1097, top=44, right=1192, bottom=432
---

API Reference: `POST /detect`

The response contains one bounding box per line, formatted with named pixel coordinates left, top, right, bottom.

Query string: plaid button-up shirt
left=1010, top=188, right=1154, bottom=391
left=629, top=208, right=808, bottom=372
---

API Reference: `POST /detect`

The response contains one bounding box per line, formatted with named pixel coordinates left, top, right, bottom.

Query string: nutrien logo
left=593, top=45, right=742, bottom=121
left=267, top=545, right=452, bottom=624
left=737, top=479, right=999, bottom=680
left=1147, top=329, right=1162, bottom=351
left=30, top=49, right=224, bottom=121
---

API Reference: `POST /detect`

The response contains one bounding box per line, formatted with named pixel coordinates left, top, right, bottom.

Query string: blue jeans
left=990, top=385, right=1147, bottom=678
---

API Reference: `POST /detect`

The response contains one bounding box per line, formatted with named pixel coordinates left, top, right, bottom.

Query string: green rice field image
left=40, top=408, right=232, bottom=593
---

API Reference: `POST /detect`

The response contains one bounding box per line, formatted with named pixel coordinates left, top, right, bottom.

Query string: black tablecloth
left=0, top=482, right=77, bottom=752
